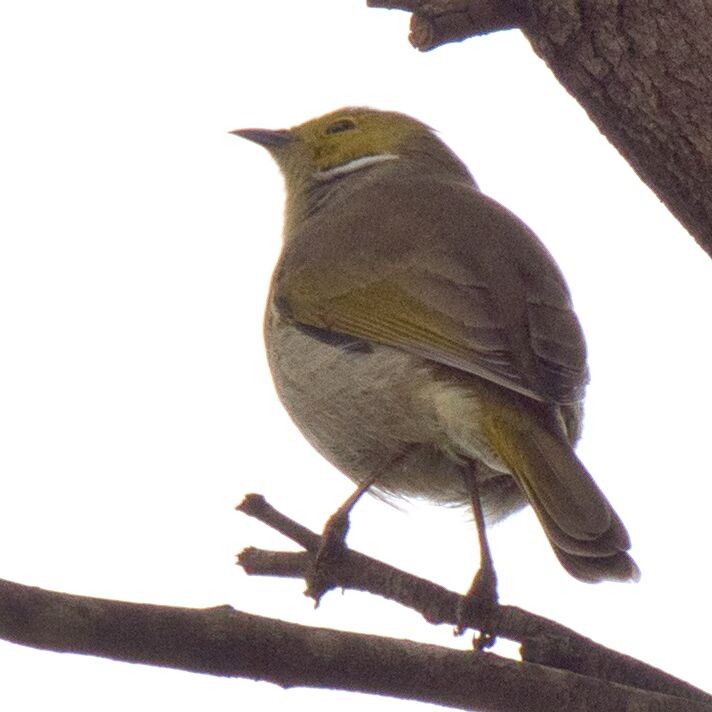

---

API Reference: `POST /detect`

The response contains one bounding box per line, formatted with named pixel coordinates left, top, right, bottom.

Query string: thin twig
left=236, top=494, right=712, bottom=706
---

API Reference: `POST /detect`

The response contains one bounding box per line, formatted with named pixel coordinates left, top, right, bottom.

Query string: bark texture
left=369, top=0, right=712, bottom=257
left=526, top=1, right=712, bottom=256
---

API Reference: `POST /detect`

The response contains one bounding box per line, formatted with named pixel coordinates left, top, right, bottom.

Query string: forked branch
left=236, top=494, right=712, bottom=708
left=0, top=495, right=709, bottom=711
left=366, top=0, right=712, bottom=258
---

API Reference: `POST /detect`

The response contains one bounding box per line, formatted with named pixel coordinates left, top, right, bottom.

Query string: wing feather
left=275, top=175, right=588, bottom=404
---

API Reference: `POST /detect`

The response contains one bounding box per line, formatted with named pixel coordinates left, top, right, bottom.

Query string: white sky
left=1, top=1, right=711, bottom=709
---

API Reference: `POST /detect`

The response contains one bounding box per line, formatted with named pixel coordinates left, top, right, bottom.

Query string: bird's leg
left=305, top=473, right=379, bottom=605
left=457, top=466, right=499, bottom=649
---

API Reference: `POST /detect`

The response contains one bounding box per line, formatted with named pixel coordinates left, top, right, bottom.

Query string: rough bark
left=368, top=0, right=712, bottom=257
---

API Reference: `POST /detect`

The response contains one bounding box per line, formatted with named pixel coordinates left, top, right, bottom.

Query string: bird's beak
left=229, top=128, right=293, bottom=148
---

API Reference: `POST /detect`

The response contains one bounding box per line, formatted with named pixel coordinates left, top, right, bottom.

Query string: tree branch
left=367, top=0, right=712, bottom=258
left=0, top=574, right=710, bottom=712
left=236, top=494, right=712, bottom=707
left=367, top=0, right=530, bottom=50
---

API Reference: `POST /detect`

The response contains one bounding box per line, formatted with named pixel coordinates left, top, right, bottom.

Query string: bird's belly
left=264, top=316, right=512, bottom=506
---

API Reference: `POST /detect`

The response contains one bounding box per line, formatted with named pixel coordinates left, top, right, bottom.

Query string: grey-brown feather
left=276, top=163, right=588, bottom=405
left=266, top=155, right=635, bottom=583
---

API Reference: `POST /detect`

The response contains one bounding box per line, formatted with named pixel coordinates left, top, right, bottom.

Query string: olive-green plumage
left=233, top=107, right=639, bottom=584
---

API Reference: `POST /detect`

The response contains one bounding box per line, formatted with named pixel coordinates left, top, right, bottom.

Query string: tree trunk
left=371, top=0, right=712, bottom=257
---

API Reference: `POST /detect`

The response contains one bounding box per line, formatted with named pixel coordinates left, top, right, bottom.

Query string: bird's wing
left=274, top=176, right=588, bottom=404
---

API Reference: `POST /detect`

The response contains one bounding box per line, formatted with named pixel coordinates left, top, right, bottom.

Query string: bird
left=231, top=107, right=639, bottom=633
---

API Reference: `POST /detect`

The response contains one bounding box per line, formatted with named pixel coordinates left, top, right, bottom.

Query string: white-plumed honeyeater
left=232, top=107, right=639, bottom=610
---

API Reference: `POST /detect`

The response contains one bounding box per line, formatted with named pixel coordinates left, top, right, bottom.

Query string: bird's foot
left=304, top=503, right=352, bottom=605
left=455, top=565, right=499, bottom=650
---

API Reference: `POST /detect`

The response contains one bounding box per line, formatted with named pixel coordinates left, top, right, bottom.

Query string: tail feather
left=534, top=501, right=625, bottom=557
left=556, top=548, right=640, bottom=584
left=484, top=415, right=639, bottom=583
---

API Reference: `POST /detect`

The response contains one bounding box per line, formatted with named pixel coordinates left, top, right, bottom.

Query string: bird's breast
left=263, top=305, right=522, bottom=506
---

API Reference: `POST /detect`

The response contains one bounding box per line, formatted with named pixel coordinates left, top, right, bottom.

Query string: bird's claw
left=304, top=506, right=352, bottom=604
left=455, top=565, right=499, bottom=649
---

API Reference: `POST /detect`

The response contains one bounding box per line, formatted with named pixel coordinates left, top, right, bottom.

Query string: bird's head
left=232, top=107, right=473, bottom=195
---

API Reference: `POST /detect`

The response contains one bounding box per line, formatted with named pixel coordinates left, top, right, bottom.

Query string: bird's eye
left=325, top=119, right=356, bottom=135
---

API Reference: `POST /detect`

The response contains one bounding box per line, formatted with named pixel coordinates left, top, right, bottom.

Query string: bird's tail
left=484, top=413, right=640, bottom=583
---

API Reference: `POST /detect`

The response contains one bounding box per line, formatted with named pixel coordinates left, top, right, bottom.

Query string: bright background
left=1, top=2, right=710, bottom=709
